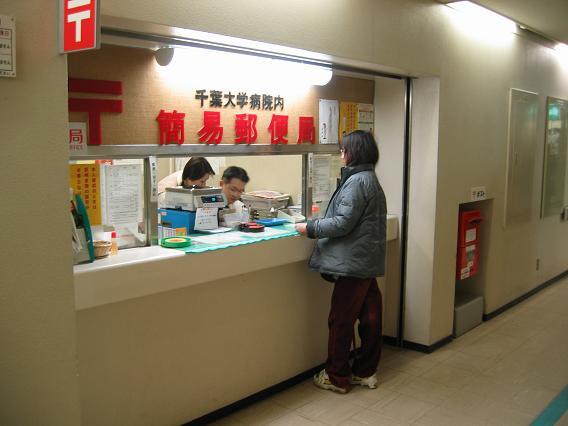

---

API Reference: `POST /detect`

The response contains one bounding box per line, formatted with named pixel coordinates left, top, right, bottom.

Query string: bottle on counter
left=110, top=231, right=118, bottom=255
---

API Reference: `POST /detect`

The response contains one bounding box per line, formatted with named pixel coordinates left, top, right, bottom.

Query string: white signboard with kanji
left=0, top=15, right=16, bottom=78
left=69, top=122, right=88, bottom=152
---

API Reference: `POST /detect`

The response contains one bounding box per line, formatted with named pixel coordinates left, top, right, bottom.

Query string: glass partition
left=69, top=159, right=148, bottom=249
left=156, top=155, right=304, bottom=206
left=541, top=97, right=568, bottom=218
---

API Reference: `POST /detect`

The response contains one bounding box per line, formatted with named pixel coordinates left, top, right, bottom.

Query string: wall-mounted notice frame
left=541, top=97, right=568, bottom=218
left=0, top=15, right=16, bottom=78
left=339, top=102, right=374, bottom=138
left=318, top=99, right=339, bottom=144
left=504, top=89, right=539, bottom=228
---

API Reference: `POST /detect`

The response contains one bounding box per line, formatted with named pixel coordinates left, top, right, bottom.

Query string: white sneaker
left=313, top=369, right=348, bottom=394
left=350, top=373, right=378, bottom=389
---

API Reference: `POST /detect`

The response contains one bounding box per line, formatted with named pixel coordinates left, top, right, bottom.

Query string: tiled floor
left=211, top=278, right=568, bottom=425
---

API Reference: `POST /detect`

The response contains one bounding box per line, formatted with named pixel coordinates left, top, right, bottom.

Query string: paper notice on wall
left=340, top=102, right=374, bottom=137
left=101, top=164, right=143, bottom=225
left=69, top=163, right=101, bottom=226
left=0, top=15, right=16, bottom=78
left=312, top=154, right=331, bottom=202
left=340, top=102, right=358, bottom=138
left=357, top=103, right=374, bottom=131
left=319, top=99, right=339, bottom=144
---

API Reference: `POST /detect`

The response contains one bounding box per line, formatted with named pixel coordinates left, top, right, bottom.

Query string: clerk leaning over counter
left=157, top=157, right=215, bottom=208
left=158, top=157, right=215, bottom=194
left=157, top=159, right=249, bottom=210
left=219, top=166, right=249, bottom=212
left=295, top=130, right=387, bottom=394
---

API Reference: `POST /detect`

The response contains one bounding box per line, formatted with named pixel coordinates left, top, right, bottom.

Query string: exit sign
left=59, top=0, right=100, bottom=53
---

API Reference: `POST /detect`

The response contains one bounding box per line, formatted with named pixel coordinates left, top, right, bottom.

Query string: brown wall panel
left=68, top=45, right=374, bottom=145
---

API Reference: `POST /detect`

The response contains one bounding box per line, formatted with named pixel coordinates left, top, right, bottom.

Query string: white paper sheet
left=194, top=207, right=219, bottom=230
left=102, top=164, right=142, bottom=225
left=313, top=154, right=331, bottom=202
left=319, top=99, right=339, bottom=144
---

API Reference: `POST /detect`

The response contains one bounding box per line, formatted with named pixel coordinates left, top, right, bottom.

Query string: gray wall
left=0, top=1, right=81, bottom=425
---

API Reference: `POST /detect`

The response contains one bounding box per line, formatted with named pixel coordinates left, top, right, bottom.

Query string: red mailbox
left=456, top=210, right=482, bottom=280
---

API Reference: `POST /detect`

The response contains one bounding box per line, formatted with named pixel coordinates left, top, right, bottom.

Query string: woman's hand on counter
left=295, top=223, right=307, bottom=235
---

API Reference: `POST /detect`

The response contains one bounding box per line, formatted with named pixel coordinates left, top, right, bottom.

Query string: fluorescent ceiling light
left=156, top=45, right=332, bottom=90
left=555, top=43, right=568, bottom=57
left=447, top=1, right=516, bottom=35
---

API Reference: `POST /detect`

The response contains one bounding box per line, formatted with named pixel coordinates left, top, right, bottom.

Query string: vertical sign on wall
left=0, top=15, right=16, bottom=78
left=69, top=163, right=101, bottom=226
left=340, top=102, right=358, bottom=137
left=59, top=0, right=100, bottom=53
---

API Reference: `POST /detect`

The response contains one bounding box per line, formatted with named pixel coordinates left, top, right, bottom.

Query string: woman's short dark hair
left=182, top=157, right=215, bottom=181
left=341, top=130, right=379, bottom=167
left=222, top=166, right=250, bottom=183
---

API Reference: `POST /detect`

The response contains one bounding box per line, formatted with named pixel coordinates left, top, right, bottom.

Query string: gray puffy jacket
left=306, top=164, right=386, bottom=279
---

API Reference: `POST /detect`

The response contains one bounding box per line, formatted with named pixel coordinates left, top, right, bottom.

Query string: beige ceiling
left=469, top=0, right=568, bottom=45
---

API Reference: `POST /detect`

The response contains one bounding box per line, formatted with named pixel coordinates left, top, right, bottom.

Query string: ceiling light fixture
left=554, top=43, right=568, bottom=57
left=155, top=44, right=332, bottom=89
left=446, top=1, right=517, bottom=35
left=154, top=47, right=175, bottom=66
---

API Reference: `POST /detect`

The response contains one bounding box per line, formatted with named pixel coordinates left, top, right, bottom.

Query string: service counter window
left=67, top=37, right=375, bottom=260
left=156, top=155, right=303, bottom=207
left=69, top=150, right=342, bottom=260
left=154, top=154, right=306, bottom=245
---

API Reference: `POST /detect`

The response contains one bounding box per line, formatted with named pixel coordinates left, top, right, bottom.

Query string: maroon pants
left=326, top=276, right=383, bottom=389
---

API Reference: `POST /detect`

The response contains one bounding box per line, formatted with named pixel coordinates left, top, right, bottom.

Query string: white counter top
left=74, top=245, right=185, bottom=275
left=74, top=215, right=399, bottom=311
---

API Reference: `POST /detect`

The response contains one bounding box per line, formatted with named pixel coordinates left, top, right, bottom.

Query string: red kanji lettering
left=297, top=116, right=315, bottom=144
left=198, top=111, right=223, bottom=144
left=234, top=114, right=258, bottom=144
left=268, top=114, right=289, bottom=144
left=69, top=128, right=83, bottom=145
left=156, top=109, right=186, bottom=145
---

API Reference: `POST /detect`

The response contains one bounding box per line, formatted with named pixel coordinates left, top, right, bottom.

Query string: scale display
left=200, top=195, right=224, bottom=203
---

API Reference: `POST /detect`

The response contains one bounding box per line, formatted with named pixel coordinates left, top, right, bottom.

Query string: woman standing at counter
left=295, top=130, right=387, bottom=394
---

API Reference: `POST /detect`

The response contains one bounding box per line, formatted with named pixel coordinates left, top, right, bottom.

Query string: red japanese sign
left=235, top=114, right=258, bottom=144
left=198, top=111, right=223, bottom=144
left=268, top=114, right=289, bottom=144
left=297, top=116, right=315, bottom=144
left=59, top=0, right=99, bottom=53
left=156, top=110, right=186, bottom=145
